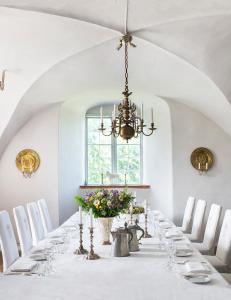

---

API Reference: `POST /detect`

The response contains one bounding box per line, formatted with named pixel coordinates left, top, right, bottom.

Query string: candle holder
left=144, top=213, right=152, bottom=238
left=130, top=212, right=133, bottom=225
left=74, top=224, right=88, bottom=255
left=86, top=227, right=100, bottom=260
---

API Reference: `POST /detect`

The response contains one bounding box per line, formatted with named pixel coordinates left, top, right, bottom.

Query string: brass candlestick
left=74, top=224, right=88, bottom=255
left=130, top=212, right=133, bottom=225
left=86, top=227, right=100, bottom=260
left=144, top=213, right=152, bottom=238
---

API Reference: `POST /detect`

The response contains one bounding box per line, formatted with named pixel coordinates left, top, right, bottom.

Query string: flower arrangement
left=123, top=206, right=145, bottom=215
left=75, top=189, right=134, bottom=218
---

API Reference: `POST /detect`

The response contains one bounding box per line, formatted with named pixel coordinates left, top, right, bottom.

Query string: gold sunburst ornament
left=191, top=147, right=214, bottom=175
left=16, top=149, right=40, bottom=178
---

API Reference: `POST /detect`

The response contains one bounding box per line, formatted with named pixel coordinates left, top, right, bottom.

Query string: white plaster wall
left=58, top=103, right=85, bottom=224
left=168, top=100, right=231, bottom=225
left=143, top=99, right=173, bottom=219
left=0, top=105, right=60, bottom=228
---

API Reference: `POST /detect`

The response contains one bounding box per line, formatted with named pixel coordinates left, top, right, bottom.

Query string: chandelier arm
left=141, top=129, right=155, bottom=137
left=101, top=130, right=113, bottom=137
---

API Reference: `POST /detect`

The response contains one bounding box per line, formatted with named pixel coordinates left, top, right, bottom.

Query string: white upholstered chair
left=38, top=198, right=53, bottom=234
left=193, top=204, right=221, bottom=254
left=0, top=211, right=19, bottom=272
left=27, top=202, right=45, bottom=245
left=177, top=196, right=195, bottom=233
left=185, top=199, right=206, bottom=242
left=13, top=205, right=33, bottom=256
left=205, top=210, right=231, bottom=272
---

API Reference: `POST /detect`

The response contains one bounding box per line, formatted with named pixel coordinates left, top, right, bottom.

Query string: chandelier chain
left=125, top=42, right=129, bottom=94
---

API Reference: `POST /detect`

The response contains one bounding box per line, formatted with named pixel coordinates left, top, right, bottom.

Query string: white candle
left=205, top=162, right=208, bottom=170
left=90, top=209, right=93, bottom=228
left=79, top=206, right=82, bottom=224
left=141, top=103, right=143, bottom=120
left=198, top=162, right=201, bottom=170
left=100, top=106, right=103, bottom=123
left=113, top=104, right=116, bottom=120
left=133, top=192, right=137, bottom=205
left=151, top=108, right=154, bottom=123
left=144, top=199, right=148, bottom=214
left=130, top=202, right=133, bottom=214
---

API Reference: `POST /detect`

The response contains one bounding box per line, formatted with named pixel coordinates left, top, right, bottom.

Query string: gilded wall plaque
left=16, top=149, right=40, bottom=178
left=190, top=147, right=214, bottom=173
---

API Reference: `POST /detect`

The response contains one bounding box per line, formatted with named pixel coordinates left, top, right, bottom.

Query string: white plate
left=49, top=239, right=64, bottom=245
left=184, top=273, right=211, bottom=284
left=176, top=250, right=193, bottom=257
left=172, top=236, right=184, bottom=241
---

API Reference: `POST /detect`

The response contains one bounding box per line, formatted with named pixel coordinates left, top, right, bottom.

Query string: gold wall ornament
left=16, top=149, right=40, bottom=178
left=190, top=147, right=214, bottom=175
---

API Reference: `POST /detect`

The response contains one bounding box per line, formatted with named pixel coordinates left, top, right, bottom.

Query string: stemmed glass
left=164, top=239, right=176, bottom=270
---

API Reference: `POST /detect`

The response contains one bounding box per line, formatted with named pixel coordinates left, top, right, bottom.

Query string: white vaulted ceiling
left=0, top=0, right=231, bottom=154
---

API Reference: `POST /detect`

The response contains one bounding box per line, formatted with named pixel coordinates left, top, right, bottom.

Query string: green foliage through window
left=86, top=117, right=142, bottom=184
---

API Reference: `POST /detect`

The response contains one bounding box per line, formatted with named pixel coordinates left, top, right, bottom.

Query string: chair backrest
left=0, top=211, right=19, bottom=272
left=13, top=206, right=33, bottom=256
left=27, top=202, right=45, bottom=245
left=191, top=199, right=207, bottom=241
left=216, top=209, right=231, bottom=265
left=181, top=196, right=195, bottom=232
left=203, top=204, right=222, bottom=250
left=37, top=198, right=53, bottom=234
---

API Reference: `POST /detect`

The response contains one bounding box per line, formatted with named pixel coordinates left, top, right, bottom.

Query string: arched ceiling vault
left=0, top=1, right=231, bottom=155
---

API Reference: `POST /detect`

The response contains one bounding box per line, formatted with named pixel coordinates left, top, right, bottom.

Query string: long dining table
left=0, top=211, right=231, bottom=300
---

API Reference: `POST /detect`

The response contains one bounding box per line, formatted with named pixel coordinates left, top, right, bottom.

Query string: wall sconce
left=16, top=149, right=40, bottom=178
left=190, top=147, right=214, bottom=175
left=0, top=70, right=6, bottom=91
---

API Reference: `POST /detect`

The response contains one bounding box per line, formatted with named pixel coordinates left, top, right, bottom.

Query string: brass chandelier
left=98, top=33, right=157, bottom=142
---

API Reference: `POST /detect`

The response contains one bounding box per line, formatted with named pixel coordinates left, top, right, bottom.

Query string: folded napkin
left=10, top=259, right=37, bottom=272
left=159, top=222, right=172, bottom=229
left=165, top=229, right=183, bottom=238
left=30, top=254, right=47, bottom=261
left=176, top=244, right=192, bottom=251
left=184, top=261, right=211, bottom=274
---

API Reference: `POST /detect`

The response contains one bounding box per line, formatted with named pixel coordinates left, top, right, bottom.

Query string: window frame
left=85, top=115, right=143, bottom=185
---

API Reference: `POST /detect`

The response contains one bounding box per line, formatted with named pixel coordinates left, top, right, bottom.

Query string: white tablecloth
left=0, top=212, right=231, bottom=300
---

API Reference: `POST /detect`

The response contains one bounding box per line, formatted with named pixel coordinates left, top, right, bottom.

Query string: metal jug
left=111, top=223, right=133, bottom=257
left=128, top=219, right=145, bottom=252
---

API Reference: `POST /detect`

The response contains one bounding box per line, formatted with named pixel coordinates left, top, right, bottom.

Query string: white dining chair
left=185, top=199, right=206, bottom=242
left=177, top=196, right=195, bottom=233
left=0, top=211, right=19, bottom=272
left=37, top=198, right=53, bottom=234
left=13, top=205, right=33, bottom=256
left=27, top=202, right=45, bottom=245
left=205, top=209, right=231, bottom=272
left=193, top=204, right=222, bottom=254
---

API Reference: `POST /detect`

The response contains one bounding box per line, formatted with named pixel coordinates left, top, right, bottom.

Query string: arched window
left=86, top=105, right=142, bottom=185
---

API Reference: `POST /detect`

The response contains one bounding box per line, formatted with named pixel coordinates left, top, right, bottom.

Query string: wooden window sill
left=79, top=184, right=151, bottom=189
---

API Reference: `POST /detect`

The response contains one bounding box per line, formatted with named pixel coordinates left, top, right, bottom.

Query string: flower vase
left=98, top=217, right=114, bottom=245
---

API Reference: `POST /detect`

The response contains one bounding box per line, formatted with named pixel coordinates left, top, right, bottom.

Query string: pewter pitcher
left=111, top=224, right=133, bottom=257
left=128, top=220, right=145, bottom=252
